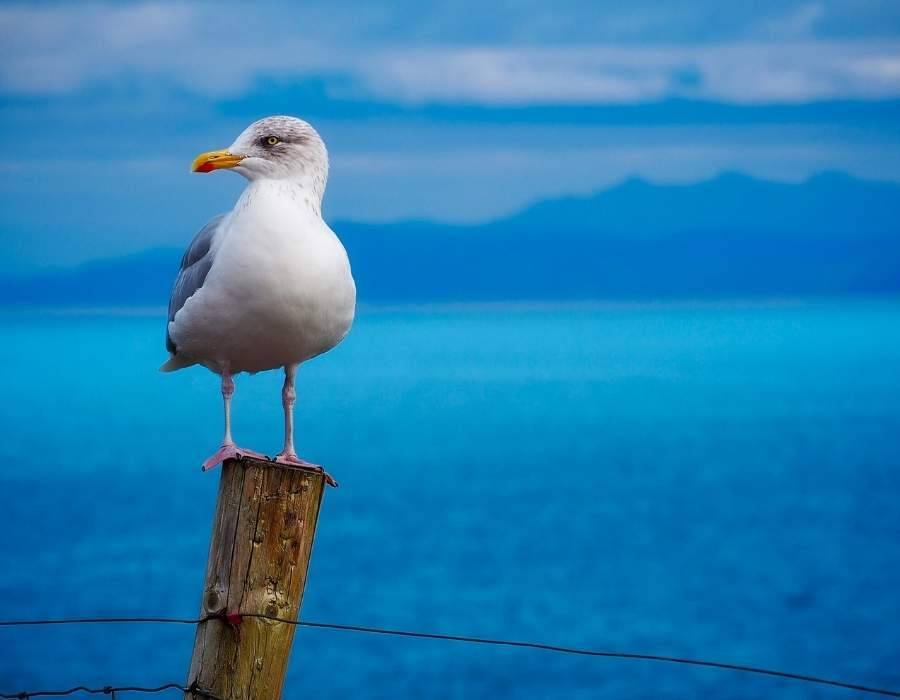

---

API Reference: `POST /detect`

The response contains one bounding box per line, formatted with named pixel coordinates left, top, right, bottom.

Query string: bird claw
left=201, top=443, right=267, bottom=471
left=273, top=451, right=318, bottom=469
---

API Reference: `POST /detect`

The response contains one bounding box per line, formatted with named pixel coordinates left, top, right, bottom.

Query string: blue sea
left=1, top=300, right=899, bottom=699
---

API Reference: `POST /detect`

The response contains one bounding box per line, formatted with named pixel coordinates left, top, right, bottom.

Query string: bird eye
left=265, top=136, right=279, bottom=146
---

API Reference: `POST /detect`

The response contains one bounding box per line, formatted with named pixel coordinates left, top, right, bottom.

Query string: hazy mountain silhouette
left=4, top=172, right=899, bottom=305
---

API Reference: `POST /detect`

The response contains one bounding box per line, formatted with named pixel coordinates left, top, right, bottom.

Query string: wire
left=2, top=613, right=898, bottom=697
left=263, top=616, right=900, bottom=697
left=0, top=682, right=223, bottom=699
left=0, top=615, right=197, bottom=627
left=0, top=617, right=199, bottom=628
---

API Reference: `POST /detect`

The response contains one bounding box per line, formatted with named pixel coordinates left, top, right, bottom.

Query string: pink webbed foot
left=273, top=451, right=318, bottom=469
left=201, top=443, right=267, bottom=472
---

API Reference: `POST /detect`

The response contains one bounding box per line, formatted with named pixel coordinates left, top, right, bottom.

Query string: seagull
left=162, top=116, right=356, bottom=472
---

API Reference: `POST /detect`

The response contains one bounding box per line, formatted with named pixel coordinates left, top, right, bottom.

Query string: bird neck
left=290, top=163, right=328, bottom=212
left=240, top=176, right=326, bottom=219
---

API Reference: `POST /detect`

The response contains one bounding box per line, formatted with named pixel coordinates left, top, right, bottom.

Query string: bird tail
left=159, top=355, right=197, bottom=372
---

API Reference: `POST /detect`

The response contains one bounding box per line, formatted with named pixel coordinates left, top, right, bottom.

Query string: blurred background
left=1, top=1, right=899, bottom=698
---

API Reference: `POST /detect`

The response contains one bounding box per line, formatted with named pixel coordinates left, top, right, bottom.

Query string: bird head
left=191, top=116, right=328, bottom=185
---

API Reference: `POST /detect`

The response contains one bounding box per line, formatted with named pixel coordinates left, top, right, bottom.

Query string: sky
left=1, top=0, right=900, bottom=268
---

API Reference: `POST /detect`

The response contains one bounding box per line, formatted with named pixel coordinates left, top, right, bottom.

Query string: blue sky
left=1, top=0, right=899, bottom=268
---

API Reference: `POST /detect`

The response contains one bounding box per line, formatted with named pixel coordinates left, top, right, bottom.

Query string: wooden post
left=185, top=456, right=329, bottom=699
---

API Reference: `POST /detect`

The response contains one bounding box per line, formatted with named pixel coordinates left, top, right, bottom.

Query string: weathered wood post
left=185, top=456, right=330, bottom=699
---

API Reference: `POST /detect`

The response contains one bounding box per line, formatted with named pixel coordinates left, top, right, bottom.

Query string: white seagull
left=162, top=116, right=356, bottom=472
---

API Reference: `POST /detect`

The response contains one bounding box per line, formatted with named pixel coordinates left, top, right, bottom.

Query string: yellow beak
left=191, top=149, right=245, bottom=173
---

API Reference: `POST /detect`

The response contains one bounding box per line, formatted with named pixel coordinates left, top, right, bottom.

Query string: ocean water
left=1, top=300, right=899, bottom=699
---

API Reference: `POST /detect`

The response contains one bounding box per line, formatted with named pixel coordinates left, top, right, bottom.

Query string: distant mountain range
left=3, top=172, right=899, bottom=305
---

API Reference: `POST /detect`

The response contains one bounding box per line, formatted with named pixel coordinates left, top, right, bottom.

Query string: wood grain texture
left=185, top=456, right=327, bottom=699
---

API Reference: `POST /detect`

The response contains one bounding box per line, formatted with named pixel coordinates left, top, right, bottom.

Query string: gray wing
left=166, top=214, right=226, bottom=354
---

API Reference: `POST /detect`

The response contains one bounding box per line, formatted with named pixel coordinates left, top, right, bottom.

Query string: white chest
left=181, top=181, right=356, bottom=372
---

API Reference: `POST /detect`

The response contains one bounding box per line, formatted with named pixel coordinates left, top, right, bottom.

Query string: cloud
left=0, top=2, right=338, bottom=97
left=754, top=2, right=825, bottom=39
left=2, top=1, right=900, bottom=105
left=357, top=42, right=900, bottom=105
left=0, top=3, right=197, bottom=94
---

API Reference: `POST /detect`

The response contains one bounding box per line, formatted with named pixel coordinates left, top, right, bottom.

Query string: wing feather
left=165, top=213, right=226, bottom=354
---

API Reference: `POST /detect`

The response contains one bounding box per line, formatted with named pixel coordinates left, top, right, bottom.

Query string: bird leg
left=275, top=364, right=315, bottom=467
left=201, top=370, right=265, bottom=471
